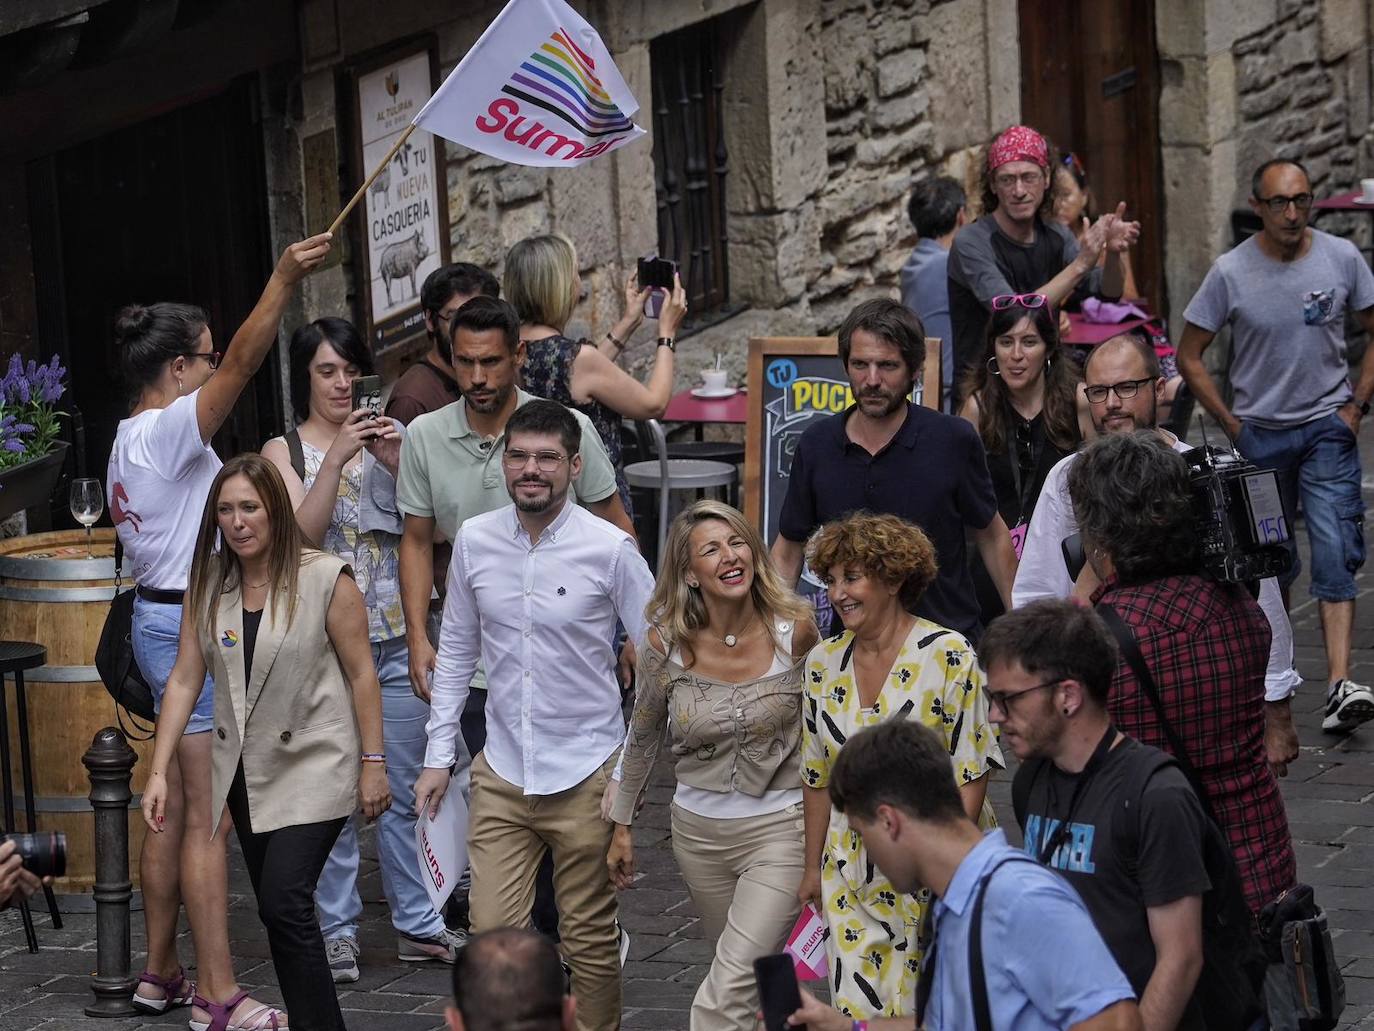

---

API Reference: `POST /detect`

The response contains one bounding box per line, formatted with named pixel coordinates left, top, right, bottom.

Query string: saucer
left=691, top=386, right=739, bottom=399
left=1354, top=198, right=1374, bottom=206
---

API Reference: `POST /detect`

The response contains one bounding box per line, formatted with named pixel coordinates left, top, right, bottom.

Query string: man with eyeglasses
left=982, top=600, right=1212, bottom=1031
left=416, top=400, right=654, bottom=1031
left=1014, top=333, right=1304, bottom=776
left=1178, top=157, right=1374, bottom=735
left=948, top=124, right=1140, bottom=397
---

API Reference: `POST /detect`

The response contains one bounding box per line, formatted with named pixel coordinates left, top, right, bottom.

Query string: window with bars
left=650, top=19, right=733, bottom=320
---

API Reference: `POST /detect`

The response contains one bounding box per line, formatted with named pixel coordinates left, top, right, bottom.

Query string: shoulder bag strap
left=970, top=855, right=1034, bottom=1031
left=285, top=427, right=306, bottom=483
left=1096, top=602, right=1217, bottom=820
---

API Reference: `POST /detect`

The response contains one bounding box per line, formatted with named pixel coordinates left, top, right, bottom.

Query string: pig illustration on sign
left=378, top=228, right=430, bottom=304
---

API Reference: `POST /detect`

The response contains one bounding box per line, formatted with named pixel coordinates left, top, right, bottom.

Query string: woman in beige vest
left=141, top=454, right=389, bottom=1031
left=605, top=500, right=816, bottom=1030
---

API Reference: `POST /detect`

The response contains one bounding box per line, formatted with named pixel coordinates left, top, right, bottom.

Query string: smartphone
left=352, top=375, right=383, bottom=417
left=754, top=954, right=804, bottom=1031
left=637, top=255, right=678, bottom=319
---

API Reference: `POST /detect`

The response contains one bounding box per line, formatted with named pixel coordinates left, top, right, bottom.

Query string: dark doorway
left=1018, top=0, right=1166, bottom=314
left=29, top=74, right=280, bottom=496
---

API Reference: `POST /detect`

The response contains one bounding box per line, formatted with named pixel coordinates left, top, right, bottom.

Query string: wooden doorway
left=1018, top=0, right=1165, bottom=314
left=29, top=75, right=279, bottom=493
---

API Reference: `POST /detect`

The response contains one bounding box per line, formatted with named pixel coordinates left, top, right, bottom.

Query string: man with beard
left=947, top=124, right=1139, bottom=390
left=1179, top=158, right=1374, bottom=734
left=1013, top=333, right=1302, bottom=775
left=415, top=400, right=654, bottom=1031
left=770, top=297, right=1017, bottom=641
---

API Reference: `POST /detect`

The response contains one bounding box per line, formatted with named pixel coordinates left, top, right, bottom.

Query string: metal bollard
left=82, top=727, right=138, bottom=1017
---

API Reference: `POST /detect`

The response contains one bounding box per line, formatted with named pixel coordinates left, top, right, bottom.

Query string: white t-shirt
left=1012, top=436, right=1301, bottom=701
left=107, top=391, right=221, bottom=591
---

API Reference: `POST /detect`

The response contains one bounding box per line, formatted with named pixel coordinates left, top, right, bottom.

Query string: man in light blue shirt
left=900, top=176, right=966, bottom=411
left=788, top=720, right=1139, bottom=1031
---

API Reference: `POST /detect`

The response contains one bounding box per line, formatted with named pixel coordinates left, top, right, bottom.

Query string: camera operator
left=0, top=838, right=45, bottom=911
left=1066, top=431, right=1296, bottom=930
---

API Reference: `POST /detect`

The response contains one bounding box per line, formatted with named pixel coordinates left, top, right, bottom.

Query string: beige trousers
left=468, top=751, right=621, bottom=1031
left=670, top=801, right=807, bottom=1031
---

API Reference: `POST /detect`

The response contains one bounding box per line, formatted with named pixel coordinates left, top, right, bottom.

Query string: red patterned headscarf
left=987, top=126, right=1049, bottom=172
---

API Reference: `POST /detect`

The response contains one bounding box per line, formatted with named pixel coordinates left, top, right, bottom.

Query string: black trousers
left=228, top=767, right=347, bottom=1031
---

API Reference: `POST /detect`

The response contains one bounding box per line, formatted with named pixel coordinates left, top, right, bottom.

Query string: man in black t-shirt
left=982, top=600, right=1209, bottom=1030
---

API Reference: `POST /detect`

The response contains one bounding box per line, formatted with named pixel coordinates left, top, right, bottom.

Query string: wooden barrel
left=0, top=528, right=153, bottom=895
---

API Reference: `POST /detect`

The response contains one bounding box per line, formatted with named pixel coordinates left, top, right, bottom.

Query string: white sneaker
left=1322, top=679, right=1374, bottom=732
left=397, top=926, right=469, bottom=964
left=326, top=935, right=360, bottom=983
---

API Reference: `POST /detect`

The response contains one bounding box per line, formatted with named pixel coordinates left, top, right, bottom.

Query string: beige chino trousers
left=670, top=801, right=807, bottom=1031
left=468, top=751, right=621, bottom=1031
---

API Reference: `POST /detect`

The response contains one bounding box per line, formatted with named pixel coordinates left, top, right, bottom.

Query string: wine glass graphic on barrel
left=70, top=478, right=104, bottom=557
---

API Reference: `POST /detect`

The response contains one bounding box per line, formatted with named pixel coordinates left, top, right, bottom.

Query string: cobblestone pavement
left=4, top=429, right=1374, bottom=1030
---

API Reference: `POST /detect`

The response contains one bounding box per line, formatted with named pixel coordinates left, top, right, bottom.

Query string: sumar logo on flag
left=413, top=0, right=645, bottom=168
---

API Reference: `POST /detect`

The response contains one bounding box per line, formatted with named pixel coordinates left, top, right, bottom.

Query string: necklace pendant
left=724, top=634, right=737, bottom=647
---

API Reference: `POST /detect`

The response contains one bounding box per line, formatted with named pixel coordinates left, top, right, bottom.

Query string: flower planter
left=0, top=442, right=69, bottom=522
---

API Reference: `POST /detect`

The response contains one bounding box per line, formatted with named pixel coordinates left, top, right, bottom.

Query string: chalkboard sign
left=743, top=336, right=941, bottom=624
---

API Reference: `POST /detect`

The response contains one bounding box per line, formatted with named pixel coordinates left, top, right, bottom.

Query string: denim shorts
left=1237, top=411, right=1366, bottom=602
left=132, top=594, right=214, bottom=735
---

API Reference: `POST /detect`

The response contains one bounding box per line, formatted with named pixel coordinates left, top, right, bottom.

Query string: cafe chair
left=624, top=420, right=738, bottom=570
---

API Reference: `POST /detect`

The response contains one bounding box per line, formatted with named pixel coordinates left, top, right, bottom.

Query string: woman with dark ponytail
left=108, top=232, right=331, bottom=1031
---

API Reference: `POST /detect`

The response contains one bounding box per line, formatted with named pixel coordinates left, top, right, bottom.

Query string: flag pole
left=327, top=124, right=418, bottom=236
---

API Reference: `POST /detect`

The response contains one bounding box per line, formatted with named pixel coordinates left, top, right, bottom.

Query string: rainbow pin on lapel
left=222, top=630, right=239, bottom=648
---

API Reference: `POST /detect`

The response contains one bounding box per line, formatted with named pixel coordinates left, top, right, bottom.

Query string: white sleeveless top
left=668, top=621, right=804, bottom=819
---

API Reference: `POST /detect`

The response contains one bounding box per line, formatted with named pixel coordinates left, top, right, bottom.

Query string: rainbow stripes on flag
left=501, top=27, right=634, bottom=138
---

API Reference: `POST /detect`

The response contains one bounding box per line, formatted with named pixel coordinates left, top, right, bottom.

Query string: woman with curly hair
left=958, top=294, right=1086, bottom=621
left=799, top=513, right=1003, bottom=1020
left=605, top=499, right=816, bottom=1030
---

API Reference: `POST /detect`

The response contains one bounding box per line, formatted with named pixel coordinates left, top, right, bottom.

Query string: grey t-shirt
left=1183, top=230, right=1374, bottom=428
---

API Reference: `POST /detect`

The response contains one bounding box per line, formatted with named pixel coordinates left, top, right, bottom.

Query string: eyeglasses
left=1255, top=193, right=1313, bottom=214
left=994, top=170, right=1045, bottom=190
left=184, top=351, right=223, bottom=370
left=1083, top=376, right=1157, bottom=404
left=984, top=678, right=1064, bottom=713
left=991, top=293, right=1048, bottom=311
left=502, top=449, right=569, bottom=473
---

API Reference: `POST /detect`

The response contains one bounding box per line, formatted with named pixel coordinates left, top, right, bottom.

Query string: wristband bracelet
left=606, top=331, right=625, bottom=352
left=361, top=753, right=386, bottom=763
left=852, top=1021, right=869, bottom=1031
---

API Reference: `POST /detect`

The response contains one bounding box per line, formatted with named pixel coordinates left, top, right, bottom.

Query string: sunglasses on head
left=991, top=293, right=1049, bottom=311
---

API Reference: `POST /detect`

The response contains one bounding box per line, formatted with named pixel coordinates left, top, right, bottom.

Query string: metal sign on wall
left=354, top=43, right=450, bottom=354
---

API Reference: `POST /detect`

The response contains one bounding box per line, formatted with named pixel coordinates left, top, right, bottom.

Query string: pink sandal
left=130, top=967, right=195, bottom=1014
left=188, top=989, right=289, bottom=1031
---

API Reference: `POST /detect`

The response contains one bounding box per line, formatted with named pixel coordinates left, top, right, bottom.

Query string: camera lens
left=4, top=831, right=67, bottom=880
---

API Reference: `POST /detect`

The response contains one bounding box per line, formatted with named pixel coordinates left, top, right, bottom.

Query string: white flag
left=413, top=0, right=645, bottom=168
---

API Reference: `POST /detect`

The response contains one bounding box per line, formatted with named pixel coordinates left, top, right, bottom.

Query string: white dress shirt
left=424, top=498, right=654, bottom=794
left=1012, top=440, right=1302, bottom=702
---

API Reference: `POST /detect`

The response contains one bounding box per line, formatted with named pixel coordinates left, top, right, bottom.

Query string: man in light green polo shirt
left=396, top=296, right=632, bottom=701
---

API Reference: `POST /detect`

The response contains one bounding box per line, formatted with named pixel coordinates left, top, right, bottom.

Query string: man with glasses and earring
left=1014, top=332, right=1304, bottom=779
left=982, top=600, right=1212, bottom=1031
left=948, top=124, right=1141, bottom=398
left=414, top=400, right=654, bottom=1031
left=1178, top=157, right=1374, bottom=735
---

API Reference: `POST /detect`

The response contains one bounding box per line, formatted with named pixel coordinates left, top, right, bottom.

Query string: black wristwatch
left=657, top=337, right=676, bottom=352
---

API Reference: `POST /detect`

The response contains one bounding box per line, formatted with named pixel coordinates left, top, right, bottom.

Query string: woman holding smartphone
left=262, top=319, right=464, bottom=981
left=142, top=454, right=389, bottom=1031
left=505, top=232, right=686, bottom=515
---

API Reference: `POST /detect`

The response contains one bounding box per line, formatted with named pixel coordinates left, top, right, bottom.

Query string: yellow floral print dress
left=801, top=619, right=1003, bottom=1018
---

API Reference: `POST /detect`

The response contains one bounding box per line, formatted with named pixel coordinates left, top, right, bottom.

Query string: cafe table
left=1062, top=312, right=1154, bottom=348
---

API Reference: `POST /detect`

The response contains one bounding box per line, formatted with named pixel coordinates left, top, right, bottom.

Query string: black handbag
left=95, top=536, right=156, bottom=733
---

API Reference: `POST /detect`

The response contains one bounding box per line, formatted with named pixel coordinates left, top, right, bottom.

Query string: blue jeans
left=1237, top=411, right=1366, bottom=601
left=132, top=594, right=214, bottom=735
left=315, top=635, right=446, bottom=941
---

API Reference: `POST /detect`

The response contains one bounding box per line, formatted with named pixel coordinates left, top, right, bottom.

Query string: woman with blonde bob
left=141, top=454, right=389, bottom=1031
left=506, top=232, right=686, bottom=514
left=799, top=512, right=1003, bottom=1020
left=605, top=499, right=817, bottom=1030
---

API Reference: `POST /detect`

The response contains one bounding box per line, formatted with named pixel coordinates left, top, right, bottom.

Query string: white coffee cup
left=1361, top=178, right=1374, bottom=203
left=701, top=368, right=729, bottom=393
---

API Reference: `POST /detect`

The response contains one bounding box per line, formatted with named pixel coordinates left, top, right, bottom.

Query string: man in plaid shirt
left=1068, top=432, right=1296, bottom=916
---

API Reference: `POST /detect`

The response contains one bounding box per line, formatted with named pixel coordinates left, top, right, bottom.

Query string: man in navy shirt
left=770, top=298, right=1016, bottom=641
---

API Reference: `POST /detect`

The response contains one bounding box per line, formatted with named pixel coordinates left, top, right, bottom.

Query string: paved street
left=4, top=425, right=1374, bottom=1030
